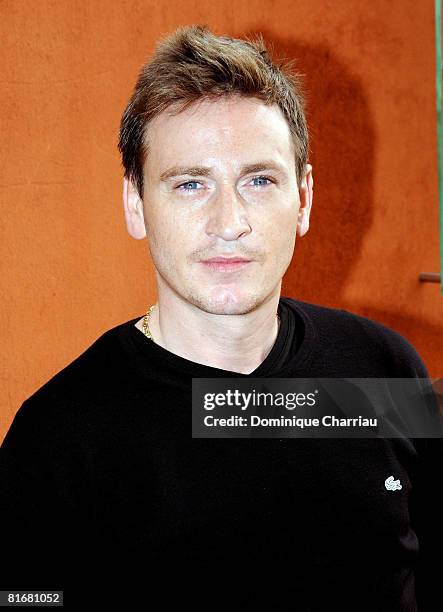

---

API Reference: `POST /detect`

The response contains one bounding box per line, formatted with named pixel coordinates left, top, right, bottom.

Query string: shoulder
left=1, top=318, right=135, bottom=453
left=27, top=321, right=127, bottom=404
left=284, top=297, right=429, bottom=377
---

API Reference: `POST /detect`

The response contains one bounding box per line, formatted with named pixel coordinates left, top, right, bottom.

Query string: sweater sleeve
left=1, top=397, right=89, bottom=591
left=409, top=431, right=443, bottom=611
left=387, top=333, right=443, bottom=611
left=355, top=314, right=443, bottom=610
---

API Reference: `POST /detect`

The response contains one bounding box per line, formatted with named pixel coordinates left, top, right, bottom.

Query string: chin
left=187, top=290, right=264, bottom=316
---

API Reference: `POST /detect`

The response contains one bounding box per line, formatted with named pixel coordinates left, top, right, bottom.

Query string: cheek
left=153, top=221, right=193, bottom=271
left=149, top=209, right=178, bottom=248
left=264, top=209, right=297, bottom=247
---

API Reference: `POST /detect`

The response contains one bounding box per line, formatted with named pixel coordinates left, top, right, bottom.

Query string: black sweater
left=1, top=297, right=442, bottom=610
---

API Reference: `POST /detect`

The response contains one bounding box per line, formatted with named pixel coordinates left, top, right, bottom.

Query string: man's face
left=127, top=95, right=312, bottom=316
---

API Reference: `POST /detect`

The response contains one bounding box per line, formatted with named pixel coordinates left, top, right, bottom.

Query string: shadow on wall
left=248, top=34, right=376, bottom=306
left=241, top=32, right=441, bottom=376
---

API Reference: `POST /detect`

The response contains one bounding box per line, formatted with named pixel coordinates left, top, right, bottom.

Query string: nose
left=205, top=184, right=252, bottom=241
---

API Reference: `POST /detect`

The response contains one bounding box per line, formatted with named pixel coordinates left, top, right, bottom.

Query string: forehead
left=144, top=95, right=294, bottom=170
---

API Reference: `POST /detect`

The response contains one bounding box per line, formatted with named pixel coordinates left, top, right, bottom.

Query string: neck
left=136, top=291, right=282, bottom=375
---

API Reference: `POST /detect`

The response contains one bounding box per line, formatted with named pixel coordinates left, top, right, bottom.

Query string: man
left=1, top=24, right=442, bottom=610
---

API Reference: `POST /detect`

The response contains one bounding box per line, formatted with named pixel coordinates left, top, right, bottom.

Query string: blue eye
left=177, top=181, right=202, bottom=191
left=251, top=176, right=273, bottom=187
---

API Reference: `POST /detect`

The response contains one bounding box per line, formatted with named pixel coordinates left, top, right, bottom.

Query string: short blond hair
left=118, top=24, right=309, bottom=199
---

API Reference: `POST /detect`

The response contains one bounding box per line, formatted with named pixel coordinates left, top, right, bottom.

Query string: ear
left=123, top=177, right=146, bottom=240
left=296, top=163, right=313, bottom=237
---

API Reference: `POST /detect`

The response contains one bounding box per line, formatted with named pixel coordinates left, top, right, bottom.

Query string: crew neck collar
left=117, top=297, right=317, bottom=379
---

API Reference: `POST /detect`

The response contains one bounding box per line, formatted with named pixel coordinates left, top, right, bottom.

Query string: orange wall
left=1, top=0, right=442, bottom=441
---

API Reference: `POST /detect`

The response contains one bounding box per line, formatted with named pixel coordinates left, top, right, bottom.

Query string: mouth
left=200, top=258, right=252, bottom=272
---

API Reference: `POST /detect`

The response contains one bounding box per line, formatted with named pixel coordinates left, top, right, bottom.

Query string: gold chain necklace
left=142, top=303, right=280, bottom=343
left=142, top=304, right=156, bottom=341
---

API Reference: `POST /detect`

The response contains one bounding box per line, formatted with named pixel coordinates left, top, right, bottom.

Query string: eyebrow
left=159, top=160, right=287, bottom=182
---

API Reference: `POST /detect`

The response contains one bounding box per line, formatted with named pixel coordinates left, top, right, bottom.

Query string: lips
left=201, top=257, right=251, bottom=263
left=200, top=258, right=252, bottom=272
